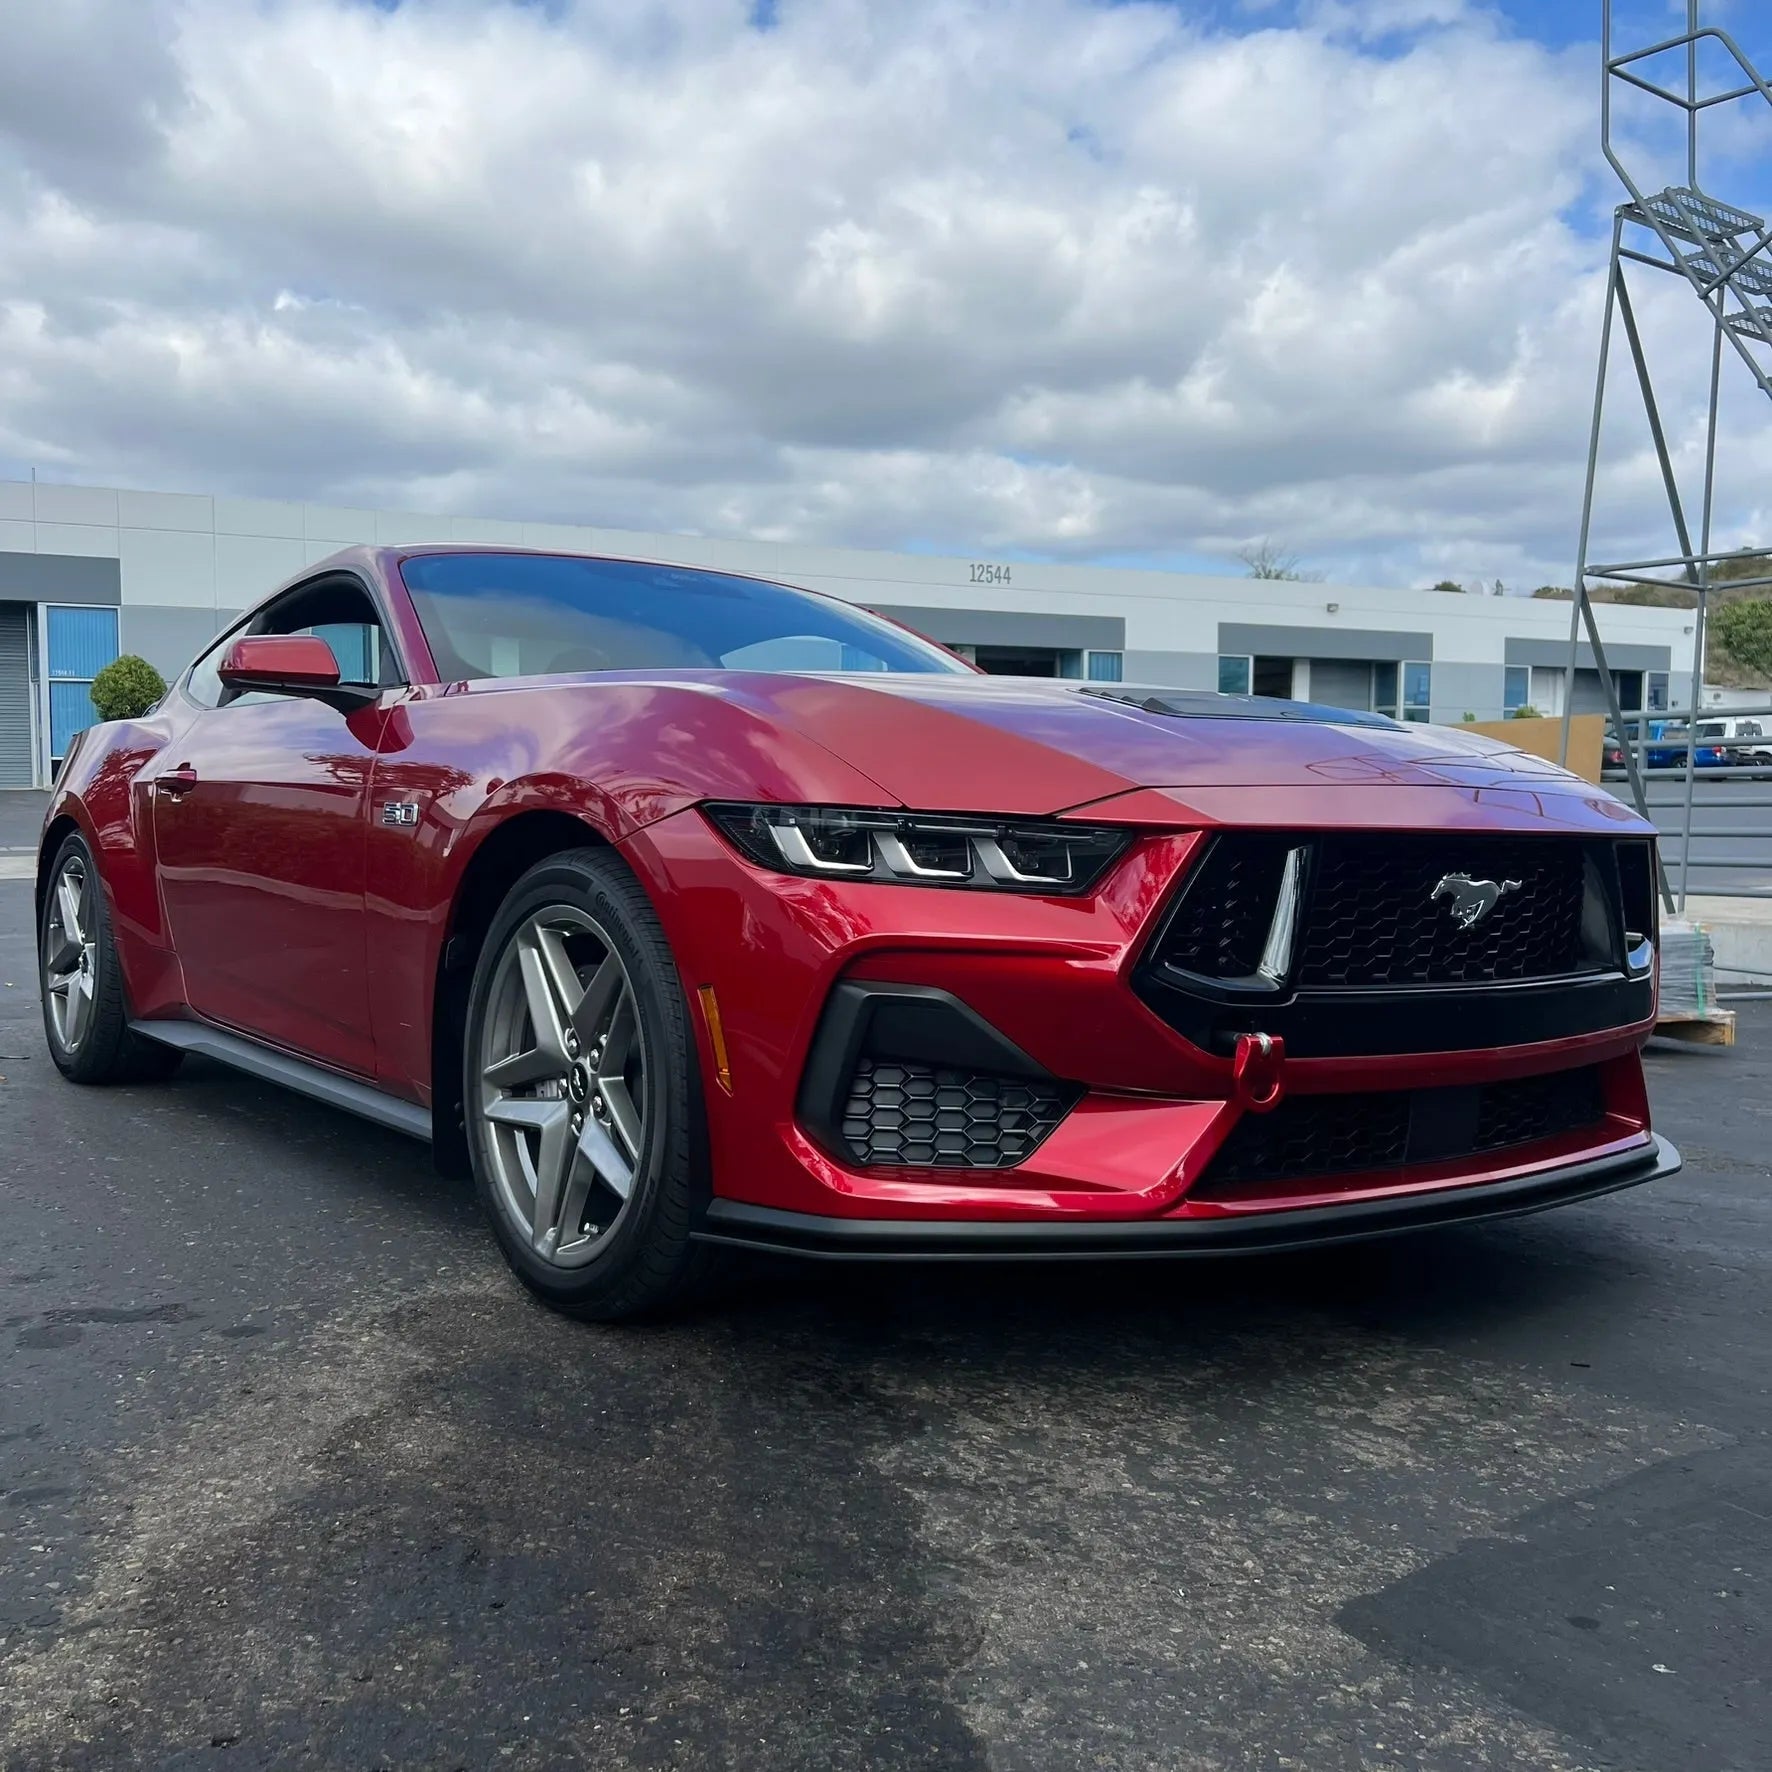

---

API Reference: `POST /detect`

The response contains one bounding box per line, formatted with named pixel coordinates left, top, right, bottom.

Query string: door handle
left=157, top=765, right=199, bottom=798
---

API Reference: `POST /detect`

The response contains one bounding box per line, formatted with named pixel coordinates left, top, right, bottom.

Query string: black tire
left=39, top=831, right=184, bottom=1085
left=462, top=846, right=719, bottom=1322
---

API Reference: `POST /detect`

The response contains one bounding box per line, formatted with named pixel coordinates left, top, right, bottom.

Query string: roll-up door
left=0, top=605, right=34, bottom=787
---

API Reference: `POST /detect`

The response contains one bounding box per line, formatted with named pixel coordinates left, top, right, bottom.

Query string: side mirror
left=218, top=635, right=376, bottom=711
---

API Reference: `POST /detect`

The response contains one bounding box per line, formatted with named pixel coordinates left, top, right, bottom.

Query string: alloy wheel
left=44, top=855, right=97, bottom=1053
left=477, top=906, right=649, bottom=1268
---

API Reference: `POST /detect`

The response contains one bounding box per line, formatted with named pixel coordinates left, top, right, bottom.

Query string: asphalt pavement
left=2, top=796, right=1770, bottom=1771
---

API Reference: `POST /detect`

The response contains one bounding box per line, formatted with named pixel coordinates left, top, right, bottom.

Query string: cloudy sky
left=2, top=0, right=1771, bottom=588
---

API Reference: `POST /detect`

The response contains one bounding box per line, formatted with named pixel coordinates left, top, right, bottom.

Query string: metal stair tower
left=1564, top=2, right=1772, bottom=900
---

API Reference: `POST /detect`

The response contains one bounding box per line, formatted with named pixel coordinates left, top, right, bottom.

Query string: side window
left=182, top=624, right=246, bottom=710
left=201, top=578, right=401, bottom=710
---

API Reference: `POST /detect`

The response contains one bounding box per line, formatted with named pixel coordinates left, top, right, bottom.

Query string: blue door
left=46, top=606, right=120, bottom=762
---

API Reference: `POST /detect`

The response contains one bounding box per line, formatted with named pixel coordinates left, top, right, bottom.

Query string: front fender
left=38, top=712, right=191, bottom=1019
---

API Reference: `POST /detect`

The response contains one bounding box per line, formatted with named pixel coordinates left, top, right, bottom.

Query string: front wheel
left=39, top=833, right=183, bottom=1085
left=462, top=847, right=718, bottom=1321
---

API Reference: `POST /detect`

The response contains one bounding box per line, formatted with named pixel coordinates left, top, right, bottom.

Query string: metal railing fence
left=1600, top=700, right=1772, bottom=909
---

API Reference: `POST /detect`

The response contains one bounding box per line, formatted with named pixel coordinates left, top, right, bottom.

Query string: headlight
left=703, top=803, right=1130, bottom=894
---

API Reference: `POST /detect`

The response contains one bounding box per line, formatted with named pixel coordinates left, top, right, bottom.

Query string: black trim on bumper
left=693, top=1135, right=1679, bottom=1261
left=796, top=981, right=1072, bottom=1166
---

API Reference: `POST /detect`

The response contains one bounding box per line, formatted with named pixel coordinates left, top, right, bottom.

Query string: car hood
left=708, top=673, right=1640, bottom=825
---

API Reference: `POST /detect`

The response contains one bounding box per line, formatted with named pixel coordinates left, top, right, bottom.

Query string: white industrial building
left=1, top=476, right=1696, bottom=789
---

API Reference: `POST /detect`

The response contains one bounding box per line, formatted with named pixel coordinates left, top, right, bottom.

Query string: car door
left=147, top=574, right=404, bottom=1076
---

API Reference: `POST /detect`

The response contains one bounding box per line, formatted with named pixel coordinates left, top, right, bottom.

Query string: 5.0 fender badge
left=381, top=800, right=421, bottom=828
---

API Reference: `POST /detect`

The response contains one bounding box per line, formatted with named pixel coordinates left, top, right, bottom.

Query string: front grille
left=1297, top=835, right=1593, bottom=987
left=1195, top=1066, right=1607, bottom=1196
left=1154, top=833, right=1604, bottom=989
left=1472, top=1067, right=1606, bottom=1152
left=838, top=1058, right=1072, bottom=1168
left=1157, top=836, right=1297, bottom=979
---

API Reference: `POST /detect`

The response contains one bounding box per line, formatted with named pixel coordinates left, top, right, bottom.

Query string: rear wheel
left=39, top=833, right=183, bottom=1085
left=463, top=847, right=717, bottom=1321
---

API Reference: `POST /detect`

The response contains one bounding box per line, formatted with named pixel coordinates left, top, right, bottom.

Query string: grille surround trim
left=1134, top=831, right=1655, bottom=1059
left=1152, top=832, right=1617, bottom=992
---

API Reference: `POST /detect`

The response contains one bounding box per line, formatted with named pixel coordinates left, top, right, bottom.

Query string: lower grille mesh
left=839, top=1059, right=1071, bottom=1168
left=1196, top=1067, right=1607, bottom=1194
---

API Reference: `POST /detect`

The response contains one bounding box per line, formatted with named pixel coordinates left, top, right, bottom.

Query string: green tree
left=1532, top=585, right=1572, bottom=600
left=1713, top=599, right=1772, bottom=678
left=90, top=655, right=168, bottom=723
left=1427, top=579, right=1465, bottom=594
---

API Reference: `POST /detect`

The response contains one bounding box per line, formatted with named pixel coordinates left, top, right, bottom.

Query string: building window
left=1647, top=671, right=1670, bottom=712
left=1218, top=654, right=1251, bottom=696
left=45, top=606, right=120, bottom=764
left=1503, top=665, right=1530, bottom=715
left=1086, top=650, right=1123, bottom=682
left=1403, top=661, right=1432, bottom=722
left=1372, top=660, right=1399, bottom=718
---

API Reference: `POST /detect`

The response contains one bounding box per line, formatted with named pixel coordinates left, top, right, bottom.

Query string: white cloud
left=0, top=0, right=1764, bottom=587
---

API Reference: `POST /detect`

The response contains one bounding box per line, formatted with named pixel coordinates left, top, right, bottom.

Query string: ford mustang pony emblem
left=1432, top=873, right=1522, bottom=929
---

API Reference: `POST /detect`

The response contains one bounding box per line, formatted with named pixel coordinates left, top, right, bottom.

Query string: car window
left=400, top=553, right=968, bottom=682
left=182, top=624, right=245, bottom=710
left=184, top=578, right=401, bottom=710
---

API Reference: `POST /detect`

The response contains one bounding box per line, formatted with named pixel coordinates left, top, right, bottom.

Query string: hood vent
left=1077, top=686, right=1398, bottom=728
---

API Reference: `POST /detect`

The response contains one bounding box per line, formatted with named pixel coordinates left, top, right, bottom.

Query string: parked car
left=1708, top=715, right=1772, bottom=768
left=37, top=548, right=1679, bottom=1319
left=1604, top=718, right=1730, bottom=774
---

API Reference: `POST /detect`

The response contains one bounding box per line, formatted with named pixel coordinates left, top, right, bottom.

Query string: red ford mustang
left=38, top=547, right=1679, bottom=1318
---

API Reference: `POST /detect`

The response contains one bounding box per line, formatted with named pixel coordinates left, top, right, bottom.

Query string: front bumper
left=623, top=805, right=1668, bottom=1230
left=693, top=1135, right=1680, bottom=1259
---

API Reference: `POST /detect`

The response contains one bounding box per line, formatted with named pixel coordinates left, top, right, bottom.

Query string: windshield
left=400, top=552, right=968, bottom=681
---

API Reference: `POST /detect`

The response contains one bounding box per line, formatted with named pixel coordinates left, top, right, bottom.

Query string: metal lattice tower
left=1564, top=2, right=1772, bottom=903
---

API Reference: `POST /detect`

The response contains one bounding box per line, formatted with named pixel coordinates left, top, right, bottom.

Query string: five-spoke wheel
left=43, top=853, right=97, bottom=1054
left=477, top=906, right=647, bottom=1266
left=37, top=831, right=183, bottom=1085
left=462, top=846, right=714, bottom=1319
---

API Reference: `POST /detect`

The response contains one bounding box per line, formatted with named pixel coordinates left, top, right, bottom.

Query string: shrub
left=1508, top=704, right=1542, bottom=720
left=1713, top=598, right=1772, bottom=679
left=90, top=655, right=168, bottom=723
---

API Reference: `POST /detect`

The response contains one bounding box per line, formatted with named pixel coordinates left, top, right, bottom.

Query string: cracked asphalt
left=1, top=789, right=1769, bottom=1771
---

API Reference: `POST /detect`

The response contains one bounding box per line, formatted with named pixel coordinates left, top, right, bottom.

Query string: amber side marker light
left=698, top=985, right=734, bottom=1093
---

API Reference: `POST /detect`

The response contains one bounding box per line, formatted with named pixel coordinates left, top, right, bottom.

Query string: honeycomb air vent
left=838, top=1059, right=1071, bottom=1168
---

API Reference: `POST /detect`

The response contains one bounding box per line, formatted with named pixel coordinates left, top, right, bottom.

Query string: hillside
left=1532, top=556, right=1772, bottom=688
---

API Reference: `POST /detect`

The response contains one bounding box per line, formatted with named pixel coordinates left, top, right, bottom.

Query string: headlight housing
left=703, top=803, right=1130, bottom=894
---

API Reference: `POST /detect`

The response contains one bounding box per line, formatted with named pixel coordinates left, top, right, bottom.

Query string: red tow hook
left=1232, top=1032, right=1287, bottom=1114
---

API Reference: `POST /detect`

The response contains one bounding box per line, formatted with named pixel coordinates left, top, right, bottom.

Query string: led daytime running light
left=704, top=804, right=1129, bottom=895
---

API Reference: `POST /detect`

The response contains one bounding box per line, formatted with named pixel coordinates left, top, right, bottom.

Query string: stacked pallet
left=1656, top=918, right=1737, bottom=1046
